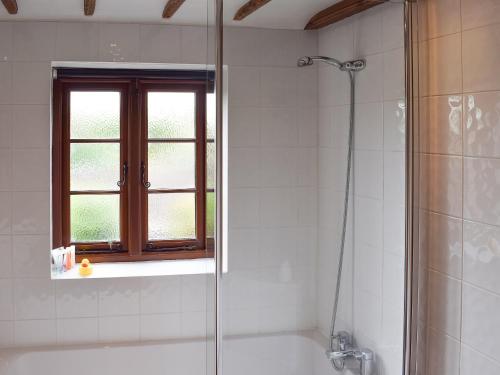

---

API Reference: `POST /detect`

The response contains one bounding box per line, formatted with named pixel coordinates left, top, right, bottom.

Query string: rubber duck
left=79, top=259, right=93, bottom=277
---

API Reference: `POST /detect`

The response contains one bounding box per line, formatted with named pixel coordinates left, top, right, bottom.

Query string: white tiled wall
left=316, top=3, right=405, bottom=375
left=418, top=0, right=500, bottom=373
left=0, top=21, right=318, bottom=348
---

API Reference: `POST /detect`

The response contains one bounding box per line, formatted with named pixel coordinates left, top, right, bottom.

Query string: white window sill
left=51, top=258, right=215, bottom=280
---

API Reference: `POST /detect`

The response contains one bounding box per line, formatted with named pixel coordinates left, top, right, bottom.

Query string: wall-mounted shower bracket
left=326, top=332, right=374, bottom=375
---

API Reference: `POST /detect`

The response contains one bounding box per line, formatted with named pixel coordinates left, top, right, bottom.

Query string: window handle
left=117, top=163, right=128, bottom=187
left=141, top=162, right=151, bottom=188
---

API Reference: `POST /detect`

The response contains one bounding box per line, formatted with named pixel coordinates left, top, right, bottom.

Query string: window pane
left=70, top=143, right=120, bottom=191
left=148, top=143, right=195, bottom=189
left=207, top=143, right=215, bottom=190
left=149, top=193, right=195, bottom=240
left=71, top=195, right=120, bottom=242
left=148, top=92, right=195, bottom=139
left=206, top=192, right=214, bottom=238
left=70, top=92, right=120, bottom=139
left=206, top=93, right=215, bottom=139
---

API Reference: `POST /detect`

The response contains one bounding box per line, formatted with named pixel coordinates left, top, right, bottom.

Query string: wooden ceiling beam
left=305, top=0, right=388, bottom=30
left=1, top=0, right=18, bottom=14
left=84, top=0, right=96, bottom=16
left=163, top=0, right=186, bottom=19
left=234, top=0, right=272, bottom=21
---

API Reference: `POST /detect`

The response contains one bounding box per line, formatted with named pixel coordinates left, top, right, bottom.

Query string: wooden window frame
left=52, top=74, right=214, bottom=263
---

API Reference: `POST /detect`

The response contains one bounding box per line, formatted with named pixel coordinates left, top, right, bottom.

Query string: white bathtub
left=0, top=332, right=334, bottom=375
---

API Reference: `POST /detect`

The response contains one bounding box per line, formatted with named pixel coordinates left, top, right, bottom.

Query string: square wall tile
left=464, top=157, right=500, bottom=226
left=464, top=91, right=500, bottom=158
left=460, top=344, right=500, bottom=375
left=55, top=22, right=99, bottom=61
left=12, top=235, right=50, bottom=278
left=98, top=278, right=140, bottom=316
left=355, top=102, right=383, bottom=150
left=260, top=68, right=297, bottom=108
left=422, top=211, right=462, bottom=279
left=14, top=319, right=56, bottom=347
left=355, top=53, right=383, bottom=103
left=418, top=0, right=461, bottom=40
left=463, top=24, right=500, bottom=93
left=426, top=328, right=460, bottom=375
left=57, top=317, right=99, bottom=345
left=99, top=315, right=140, bottom=343
left=12, top=105, right=50, bottom=148
left=420, top=154, right=462, bottom=217
left=463, top=220, right=500, bottom=295
left=462, top=283, right=500, bottom=362
left=354, top=5, right=383, bottom=56
left=228, top=107, right=261, bottom=147
left=99, top=23, right=140, bottom=62
left=224, top=27, right=261, bottom=67
left=14, top=278, right=55, bottom=320
left=382, top=2, right=404, bottom=50
left=461, top=0, right=500, bottom=31
left=383, top=48, right=405, bottom=101
left=261, top=107, right=298, bottom=147
left=427, top=270, right=461, bottom=339
left=180, top=26, right=213, bottom=64
left=259, top=29, right=298, bottom=67
left=384, top=151, right=406, bottom=205
left=12, top=192, right=50, bottom=234
left=140, top=313, right=181, bottom=340
left=259, top=188, right=298, bottom=227
left=420, top=95, right=462, bottom=155
left=12, top=62, right=50, bottom=105
left=355, top=150, right=383, bottom=199
left=56, top=279, right=99, bottom=318
left=139, top=25, right=181, bottom=63
left=12, top=149, right=50, bottom=191
left=419, top=33, right=462, bottom=96
left=12, top=22, right=56, bottom=62
left=228, top=67, right=260, bottom=107
left=140, top=276, right=181, bottom=314
left=228, top=188, right=259, bottom=228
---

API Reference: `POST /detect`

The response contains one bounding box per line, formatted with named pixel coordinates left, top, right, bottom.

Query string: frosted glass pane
left=148, top=92, right=195, bottom=139
left=70, top=143, right=120, bottom=191
left=149, top=193, right=195, bottom=240
left=148, top=143, right=195, bottom=189
left=207, top=143, right=215, bottom=190
left=206, top=93, right=215, bottom=139
left=70, top=92, right=120, bottom=139
left=207, top=192, right=214, bottom=238
left=71, top=195, right=120, bottom=242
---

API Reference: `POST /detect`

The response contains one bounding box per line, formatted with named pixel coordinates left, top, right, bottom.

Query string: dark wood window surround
left=52, top=70, right=214, bottom=263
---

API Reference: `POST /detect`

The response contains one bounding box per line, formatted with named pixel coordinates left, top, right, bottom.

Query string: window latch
left=117, top=162, right=128, bottom=187
left=141, top=162, right=151, bottom=188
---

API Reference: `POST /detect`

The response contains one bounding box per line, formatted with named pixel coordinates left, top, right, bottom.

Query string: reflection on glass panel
left=207, top=143, right=215, bottom=189
left=148, top=143, right=195, bottom=189
left=149, top=193, right=196, bottom=240
left=148, top=92, right=195, bottom=139
left=206, top=192, right=214, bottom=238
left=70, top=92, right=120, bottom=139
left=206, top=93, right=215, bottom=139
left=70, top=143, right=120, bottom=191
left=71, top=195, right=120, bottom=242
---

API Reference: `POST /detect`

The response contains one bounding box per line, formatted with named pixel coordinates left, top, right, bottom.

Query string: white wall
left=0, top=21, right=319, bottom=348
left=418, top=0, right=500, bottom=374
left=316, top=3, right=405, bottom=375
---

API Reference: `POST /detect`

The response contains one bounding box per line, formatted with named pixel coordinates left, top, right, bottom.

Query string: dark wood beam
left=305, top=0, right=387, bottom=30
left=84, top=0, right=96, bottom=16
left=1, top=0, right=18, bottom=14
left=162, top=0, right=186, bottom=19
left=234, top=0, right=272, bottom=21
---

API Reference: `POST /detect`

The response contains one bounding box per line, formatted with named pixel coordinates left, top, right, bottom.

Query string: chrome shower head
left=297, top=56, right=313, bottom=67
left=297, top=55, right=366, bottom=72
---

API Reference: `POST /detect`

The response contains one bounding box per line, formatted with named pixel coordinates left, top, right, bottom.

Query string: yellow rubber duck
left=79, top=259, right=93, bottom=276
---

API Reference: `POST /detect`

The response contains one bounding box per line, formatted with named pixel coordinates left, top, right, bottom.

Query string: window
left=52, top=69, right=215, bottom=262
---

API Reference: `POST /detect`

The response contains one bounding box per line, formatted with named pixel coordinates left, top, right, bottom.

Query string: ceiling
left=0, top=0, right=341, bottom=30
